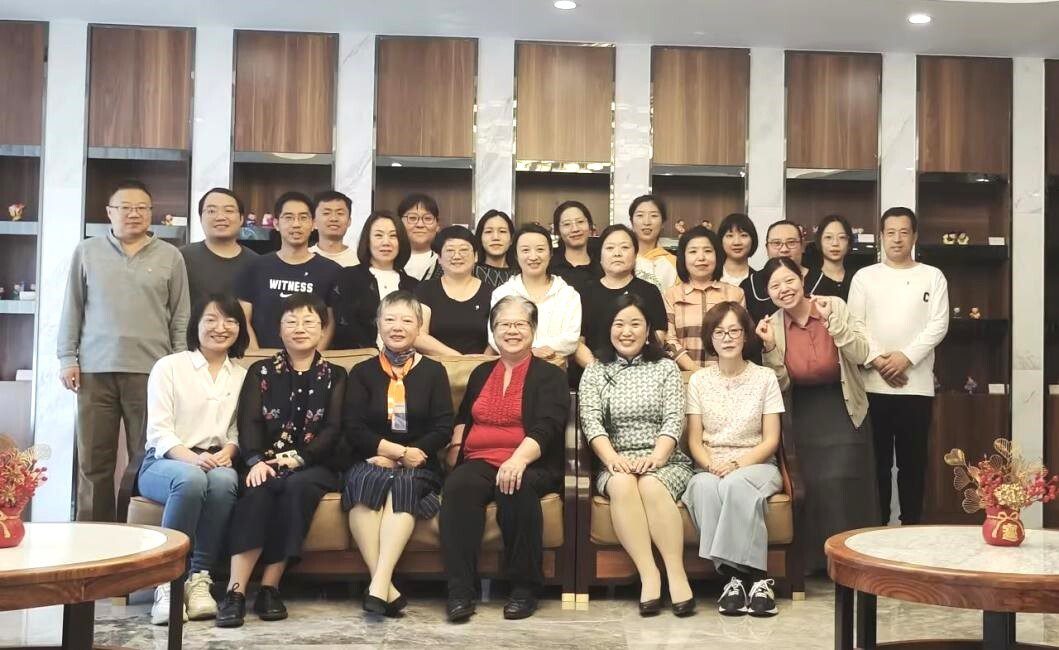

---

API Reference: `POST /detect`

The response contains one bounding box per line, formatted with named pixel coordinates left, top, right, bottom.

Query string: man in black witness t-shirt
left=236, top=191, right=341, bottom=349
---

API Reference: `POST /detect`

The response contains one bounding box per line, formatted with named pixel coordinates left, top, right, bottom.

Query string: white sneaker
left=747, top=578, right=778, bottom=617
left=151, top=584, right=189, bottom=626
left=185, top=571, right=218, bottom=620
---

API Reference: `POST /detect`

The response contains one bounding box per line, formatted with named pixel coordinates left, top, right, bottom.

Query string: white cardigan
left=489, top=274, right=582, bottom=356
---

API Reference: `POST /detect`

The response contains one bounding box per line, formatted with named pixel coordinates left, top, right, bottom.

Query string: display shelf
left=0, top=301, right=35, bottom=315
left=0, top=222, right=37, bottom=236
left=916, top=244, right=1008, bottom=265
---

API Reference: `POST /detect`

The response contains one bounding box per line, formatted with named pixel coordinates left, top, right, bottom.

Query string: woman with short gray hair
left=341, top=291, right=454, bottom=616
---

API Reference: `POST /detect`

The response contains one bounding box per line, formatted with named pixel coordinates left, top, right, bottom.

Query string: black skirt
left=342, top=461, right=442, bottom=520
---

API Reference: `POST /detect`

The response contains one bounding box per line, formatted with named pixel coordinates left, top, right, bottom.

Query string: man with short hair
left=236, top=191, right=341, bottom=349
left=59, top=179, right=190, bottom=522
left=181, top=188, right=258, bottom=308
left=309, top=190, right=359, bottom=267
left=740, top=220, right=809, bottom=323
left=848, top=206, right=949, bottom=525
left=399, top=192, right=442, bottom=281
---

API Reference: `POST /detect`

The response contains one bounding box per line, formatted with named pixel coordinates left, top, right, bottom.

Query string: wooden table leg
left=982, top=611, right=1015, bottom=650
left=61, top=601, right=94, bottom=650
left=856, top=591, right=877, bottom=649
left=835, top=583, right=854, bottom=650
left=169, top=576, right=185, bottom=650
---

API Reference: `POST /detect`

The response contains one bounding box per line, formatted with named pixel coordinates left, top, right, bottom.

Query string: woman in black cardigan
left=331, top=211, right=418, bottom=349
left=440, top=295, right=570, bottom=623
left=217, top=294, right=348, bottom=629
left=342, top=291, right=454, bottom=616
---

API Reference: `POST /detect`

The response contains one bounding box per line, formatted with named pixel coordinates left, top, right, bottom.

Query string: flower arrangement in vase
left=0, top=435, right=48, bottom=548
left=944, top=438, right=1058, bottom=547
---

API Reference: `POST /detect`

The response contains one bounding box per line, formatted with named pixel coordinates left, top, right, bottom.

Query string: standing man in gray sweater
left=58, top=179, right=191, bottom=522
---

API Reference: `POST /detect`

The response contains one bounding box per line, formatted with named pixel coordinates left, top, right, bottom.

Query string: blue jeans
left=138, top=451, right=239, bottom=573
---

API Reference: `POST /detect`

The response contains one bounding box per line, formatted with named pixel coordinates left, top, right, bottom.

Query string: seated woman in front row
left=440, top=295, right=570, bottom=622
left=579, top=294, right=695, bottom=618
left=216, top=293, right=348, bottom=629
left=139, top=294, right=248, bottom=626
left=342, top=292, right=454, bottom=617
left=681, top=301, right=784, bottom=619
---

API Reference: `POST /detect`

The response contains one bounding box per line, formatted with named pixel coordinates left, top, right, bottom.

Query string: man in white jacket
left=848, top=207, right=949, bottom=525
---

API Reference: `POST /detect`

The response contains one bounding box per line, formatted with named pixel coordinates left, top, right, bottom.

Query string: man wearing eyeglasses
left=58, top=179, right=191, bottom=522
left=181, top=188, right=258, bottom=308
left=739, top=220, right=813, bottom=324
left=235, top=191, right=341, bottom=350
left=398, top=193, right=443, bottom=281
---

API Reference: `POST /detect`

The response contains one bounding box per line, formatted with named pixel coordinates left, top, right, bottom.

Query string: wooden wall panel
left=1047, top=60, right=1059, bottom=177
left=84, top=160, right=190, bottom=224
left=374, top=168, right=474, bottom=226
left=786, top=52, right=880, bottom=170
left=376, top=37, right=476, bottom=158
left=0, top=157, right=41, bottom=222
left=514, top=173, right=610, bottom=228
left=651, top=176, right=744, bottom=239
left=785, top=180, right=877, bottom=233
left=652, top=47, right=749, bottom=166
left=1046, top=394, right=1059, bottom=527
left=234, top=31, right=337, bottom=153
left=515, top=43, right=614, bottom=163
left=88, top=26, right=193, bottom=150
left=232, top=163, right=333, bottom=219
left=0, top=22, right=45, bottom=146
left=918, top=56, right=1012, bottom=174
left=0, top=316, right=34, bottom=381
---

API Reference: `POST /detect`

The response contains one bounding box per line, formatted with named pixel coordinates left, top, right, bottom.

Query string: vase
left=982, top=506, right=1025, bottom=547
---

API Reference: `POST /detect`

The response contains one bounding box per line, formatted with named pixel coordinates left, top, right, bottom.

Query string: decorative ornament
left=245, top=213, right=257, bottom=226
left=7, top=203, right=25, bottom=221
left=161, top=214, right=174, bottom=226
left=261, top=213, right=275, bottom=228
left=964, top=375, right=978, bottom=394
left=942, top=232, right=957, bottom=245
left=674, top=219, right=687, bottom=235
left=952, top=307, right=962, bottom=319
left=969, top=307, right=982, bottom=320
left=956, top=232, right=970, bottom=246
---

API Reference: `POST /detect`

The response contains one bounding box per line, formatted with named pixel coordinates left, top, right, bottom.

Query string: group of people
left=57, top=179, right=948, bottom=627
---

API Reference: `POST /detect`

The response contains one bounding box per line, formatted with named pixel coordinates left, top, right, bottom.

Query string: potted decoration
left=945, top=438, right=1058, bottom=547
left=0, top=435, right=48, bottom=548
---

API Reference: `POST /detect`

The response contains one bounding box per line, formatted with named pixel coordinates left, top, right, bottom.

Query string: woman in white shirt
left=682, top=301, right=784, bottom=618
left=138, top=294, right=250, bottom=625
left=490, top=224, right=582, bottom=364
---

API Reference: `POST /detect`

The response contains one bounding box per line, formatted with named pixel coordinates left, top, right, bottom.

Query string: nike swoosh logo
left=279, top=292, right=293, bottom=297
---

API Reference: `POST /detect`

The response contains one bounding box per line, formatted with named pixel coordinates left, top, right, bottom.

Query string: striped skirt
left=341, top=462, right=442, bottom=520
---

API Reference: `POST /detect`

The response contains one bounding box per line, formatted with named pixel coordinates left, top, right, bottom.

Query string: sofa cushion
left=127, top=495, right=164, bottom=526
left=589, top=492, right=792, bottom=546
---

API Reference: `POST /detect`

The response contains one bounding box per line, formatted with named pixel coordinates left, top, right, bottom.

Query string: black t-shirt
left=180, top=242, right=258, bottom=309
left=804, top=267, right=847, bottom=301
left=414, top=278, right=494, bottom=354
left=235, top=252, right=341, bottom=348
left=579, top=277, right=668, bottom=355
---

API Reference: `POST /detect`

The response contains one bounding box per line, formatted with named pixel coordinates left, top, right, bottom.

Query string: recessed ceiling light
left=908, top=13, right=932, bottom=24
left=554, top=0, right=577, bottom=9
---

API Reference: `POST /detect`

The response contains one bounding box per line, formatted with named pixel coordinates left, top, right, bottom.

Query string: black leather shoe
left=387, top=594, right=408, bottom=615
left=215, top=590, right=246, bottom=628
left=446, top=598, right=476, bottom=622
left=502, top=596, right=538, bottom=620
left=253, top=586, right=288, bottom=621
left=363, top=594, right=389, bottom=615
left=672, top=597, right=696, bottom=617
left=639, top=598, right=663, bottom=616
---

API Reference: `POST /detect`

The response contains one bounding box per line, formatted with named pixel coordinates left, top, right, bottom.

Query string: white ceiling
left=3, top=0, right=1059, bottom=58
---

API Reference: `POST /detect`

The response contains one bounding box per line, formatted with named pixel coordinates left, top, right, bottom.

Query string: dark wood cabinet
left=375, top=167, right=474, bottom=226
left=651, top=175, right=745, bottom=240
left=652, top=47, right=749, bottom=166
left=918, top=56, right=1012, bottom=175
left=1045, top=59, right=1059, bottom=529
left=514, top=172, right=610, bottom=229
left=88, top=26, right=193, bottom=150
left=234, top=31, right=337, bottom=154
left=0, top=22, right=45, bottom=147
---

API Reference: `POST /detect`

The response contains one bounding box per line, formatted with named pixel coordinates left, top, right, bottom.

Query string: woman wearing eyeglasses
left=413, top=226, right=494, bottom=356
left=682, top=301, right=784, bottom=618
left=331, top=211, right=419, bottom=350
left=399, top=193, right=443, bottom=282
left=804, top=214, right=853, bottom=301
left=755, top=257, right=879, bottom=573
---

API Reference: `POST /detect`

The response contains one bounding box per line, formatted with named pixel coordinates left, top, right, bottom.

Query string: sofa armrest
left=117, top=448, right=146, bottom=523
left=777, top=412, right=805, bottom=518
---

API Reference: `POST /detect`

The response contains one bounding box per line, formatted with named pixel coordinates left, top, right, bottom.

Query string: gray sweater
left=58, top=231, right=190, bottom=373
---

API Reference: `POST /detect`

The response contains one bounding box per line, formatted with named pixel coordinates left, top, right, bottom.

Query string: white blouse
left=145, top=350, right=248, bottom=459
left=686, top=361, right=784, bottom=466
left=489, top=274, right=582, bottom=356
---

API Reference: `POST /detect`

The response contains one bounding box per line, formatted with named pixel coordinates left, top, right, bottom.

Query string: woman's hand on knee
left=606, top=454, right=633, bottom=475
left=246, top=461, right=276, bottom=488
left=496, top=457, right=528, bottom=495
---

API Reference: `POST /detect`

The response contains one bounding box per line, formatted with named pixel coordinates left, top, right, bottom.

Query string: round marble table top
left=842, top=525, right=1059, bottom=576
left=0, top=522, right=168, bottom=572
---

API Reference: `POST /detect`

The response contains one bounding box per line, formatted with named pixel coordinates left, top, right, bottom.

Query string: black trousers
left=868, top=393, right=933, bottom=525
left=228, top=465, right=339, bottom=564
left=439, top=460, right=553, bottom=600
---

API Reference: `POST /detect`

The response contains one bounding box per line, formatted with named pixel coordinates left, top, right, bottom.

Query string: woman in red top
left=440, top=295, right=569, bottom=623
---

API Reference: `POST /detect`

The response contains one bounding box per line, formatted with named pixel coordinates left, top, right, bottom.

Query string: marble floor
left=1, top=577, right=1057, bottom=649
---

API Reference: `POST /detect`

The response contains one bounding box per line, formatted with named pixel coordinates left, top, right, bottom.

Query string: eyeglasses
left=403, top=214, right=437, bottom=226
left=281, top=318, right=322, bottom=330
left=767, top=239, right=801, bottom=250
left=108, top=204, right=151, bottom=215
left=201, top=316, right=240, bottom=329
left=442, top=246, right=474, bottom=258
left=711, top=327, right=745, bottom=341
left=494, top=320, right=532, bottom=332
left=279, top=214, right=312, bottom=224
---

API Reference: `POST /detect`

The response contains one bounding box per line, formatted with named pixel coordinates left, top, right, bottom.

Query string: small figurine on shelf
left=934, top=373, right=942, bottom=392
left=964, top=376, right=979, bottom=395
left=956, top=232, right=970, bottom=245
left=8, top=203, right=25, bottom=221
left=0, top=287, right=5, bottom=300
left=952, top=307, right=962, bottom=319
left=942, top=232, right=957, bottom=245
left=245, top=213, right=257, bottom=227
left=12, top=283, right=23, bottom=299
left=261, top=213, right=275, bottom=228
left=161, top=214, right=174, bottom=226
left=700, top=219, right=713, bottom=230
left=675, top=219, right=687, bottom=235
left=969, top=307, right=982, bottom=320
